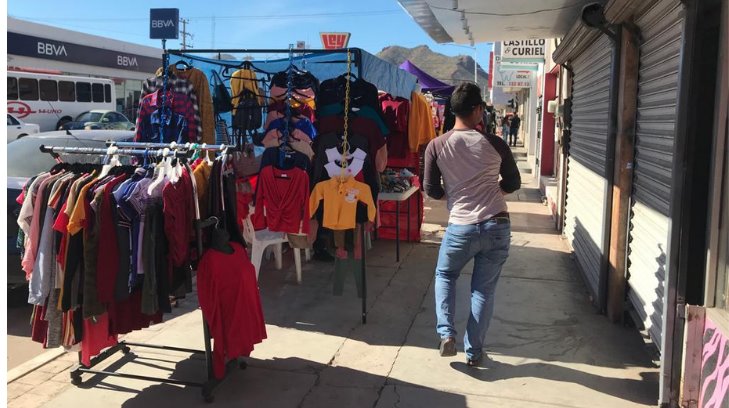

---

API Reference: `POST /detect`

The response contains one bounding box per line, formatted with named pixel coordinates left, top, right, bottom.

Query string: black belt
left=476, top=212, right=510, bottom=225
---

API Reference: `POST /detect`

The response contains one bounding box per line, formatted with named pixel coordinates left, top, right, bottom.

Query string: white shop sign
left=501, top=39, right=546, bottom=63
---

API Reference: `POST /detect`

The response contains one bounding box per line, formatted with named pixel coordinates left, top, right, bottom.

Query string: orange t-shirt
left=309, top=177, right=376, bottom=230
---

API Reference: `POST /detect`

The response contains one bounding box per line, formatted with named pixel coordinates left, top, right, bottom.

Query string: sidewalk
left=7, top=147, right=659, bottom=408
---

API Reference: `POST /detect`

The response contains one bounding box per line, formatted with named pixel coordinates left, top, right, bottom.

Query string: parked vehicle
left=6, top=113, right=40, bottom=142
left=7, top=130, right=135, bottom=288
left=7, top=71, right=116, bottom=132
left=61, top=110, right=135, bottom=131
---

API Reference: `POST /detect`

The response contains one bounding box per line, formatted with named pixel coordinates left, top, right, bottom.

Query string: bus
left=7, top=70, right=116, bottom=131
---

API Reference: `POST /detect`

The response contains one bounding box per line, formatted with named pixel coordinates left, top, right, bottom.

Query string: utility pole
left=179, top=18, right=193, bottom=50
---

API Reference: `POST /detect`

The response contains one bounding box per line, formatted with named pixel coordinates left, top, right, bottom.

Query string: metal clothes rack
left=165, top=48, right=370, bottom=324
left=37, top=143, right=241, bottom=403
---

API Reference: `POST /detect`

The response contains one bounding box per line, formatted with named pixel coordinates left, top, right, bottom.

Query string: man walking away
left=424, top=83, right=521, bottom=366
left=501, top=116, right=510, bottom=142
left=509, top=113, right=521, bottom=147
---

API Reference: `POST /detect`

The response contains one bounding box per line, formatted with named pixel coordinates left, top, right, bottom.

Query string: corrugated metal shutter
left=564, top=34, right=613, bottom=304
left=628, top=0, right=684, bottom=353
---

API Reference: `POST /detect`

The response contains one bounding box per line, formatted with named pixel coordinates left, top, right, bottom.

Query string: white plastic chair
left=242, top=206, right=310, bottom=284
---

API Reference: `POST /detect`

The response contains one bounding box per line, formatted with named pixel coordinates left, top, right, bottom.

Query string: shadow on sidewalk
left=448, top=360, right=658, bottom=406
left=69, top=354, right=469, bottom=408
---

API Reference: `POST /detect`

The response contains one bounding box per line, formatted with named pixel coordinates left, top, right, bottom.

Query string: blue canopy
left=168, top=48, right=417, bottom=100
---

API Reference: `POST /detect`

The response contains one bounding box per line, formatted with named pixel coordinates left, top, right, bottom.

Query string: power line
left=12, top=9, right=402, bottom=22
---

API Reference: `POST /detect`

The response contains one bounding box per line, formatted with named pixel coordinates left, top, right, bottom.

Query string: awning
left=399, top=60, right=455, bottom=96
left=398, top=0, right=603, bottom=44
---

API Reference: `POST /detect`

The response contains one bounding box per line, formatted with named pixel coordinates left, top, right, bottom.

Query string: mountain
left=376, top=45, right=488, bottom=89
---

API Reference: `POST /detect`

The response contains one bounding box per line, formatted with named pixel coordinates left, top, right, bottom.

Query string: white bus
left=7, top=71, right=116, bottom=131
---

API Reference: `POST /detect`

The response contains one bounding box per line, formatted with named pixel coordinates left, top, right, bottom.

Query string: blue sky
left=8, top=0, right=492, bottom=75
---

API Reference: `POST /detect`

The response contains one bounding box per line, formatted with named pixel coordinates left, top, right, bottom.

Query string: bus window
left=76, top=82, right=91, bottom=102
left=104, top=84, right=112, bottom=103
left=19, top=78, right=39, bottom=100
left=8, top=77, right=18, bottom=100
left=59, top=81, right=75, bottom=102
left=92, top=83, right=104, bottom=102
left=39, top=79, right=58, bottom=101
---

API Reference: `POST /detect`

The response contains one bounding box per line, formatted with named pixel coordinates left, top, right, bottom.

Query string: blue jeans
left=435, top=220, right=511, bottom=360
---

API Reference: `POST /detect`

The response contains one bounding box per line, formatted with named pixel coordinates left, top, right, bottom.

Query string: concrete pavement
left=6, top=147, right=659, bottom=407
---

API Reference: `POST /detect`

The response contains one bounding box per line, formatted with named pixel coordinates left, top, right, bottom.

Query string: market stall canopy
left=397, top=0, right=601, bottom=44
left=169, top=48, right=418, bottom=100
left=399, top=60, right=455, bottom=96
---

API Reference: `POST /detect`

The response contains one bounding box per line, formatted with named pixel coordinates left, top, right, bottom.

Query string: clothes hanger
left=147, top=148, right=169, bottom=194
left=207, top=216, right=234, bottom=254
left=174, top=60, right=192, bottom=71
left=98, top=146, right=120, bottom=179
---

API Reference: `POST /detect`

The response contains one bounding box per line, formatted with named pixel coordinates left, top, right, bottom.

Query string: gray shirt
left=424, top=129, right=521, bottom=225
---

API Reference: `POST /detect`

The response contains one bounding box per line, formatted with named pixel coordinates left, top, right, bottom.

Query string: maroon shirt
left=316, top=116, right=386, bottom=160
left=96, top=174, right=128, bottom=305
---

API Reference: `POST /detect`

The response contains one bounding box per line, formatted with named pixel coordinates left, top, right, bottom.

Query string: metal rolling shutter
left=564, top=34, right=613, bottom=304
left=628, top=0, right=684, bottom=352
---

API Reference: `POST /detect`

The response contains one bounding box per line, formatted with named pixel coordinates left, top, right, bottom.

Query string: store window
left=76, top=82, right=91, bottom=102
left=39, top=79, right=58, bottom=101
left=92, top=83, right=104, bottom=103
left=19, top=78, right=39, bottom=100
left=59, top=81, right=75, bottom=102
left=8, top=77, right=18, bottom=100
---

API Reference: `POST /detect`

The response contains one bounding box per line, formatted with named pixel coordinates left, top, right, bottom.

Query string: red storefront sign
left=320, top=32, right=351, bottom=49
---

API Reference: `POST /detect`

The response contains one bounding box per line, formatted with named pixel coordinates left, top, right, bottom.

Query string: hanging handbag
left=231, top=143, right=261, bottom=177
left=233, top=89, right=263, bottom=131
left=211, top=70, right=232, bottom=114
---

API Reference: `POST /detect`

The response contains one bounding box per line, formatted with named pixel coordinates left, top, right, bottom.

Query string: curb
left=7, top=348, right=66, bottom=384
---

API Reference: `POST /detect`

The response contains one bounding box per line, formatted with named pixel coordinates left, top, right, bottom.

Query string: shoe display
left=439, top=337, right=457, bottom=357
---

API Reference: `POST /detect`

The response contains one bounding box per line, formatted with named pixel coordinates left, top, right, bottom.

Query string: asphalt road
left=7, top=285, right=46, bottom=370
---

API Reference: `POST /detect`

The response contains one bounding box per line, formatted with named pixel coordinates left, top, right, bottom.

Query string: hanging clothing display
left=309, top=176, right=376, bottom=230
left=197, top=242, right=266, bottom=379
left=135, top=90, right=199, bottom=143
left=157, top=65, right=216, bottom=144
left=252, top=162, right=311, bottom=234
left=379, top=93, right=411, bottom=159
left=407, top=92, right=437, bottom=153
left=143, top=75, right=203, bottom=141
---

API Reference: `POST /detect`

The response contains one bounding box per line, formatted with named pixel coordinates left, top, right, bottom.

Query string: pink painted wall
left=700, top=317, right=729, bottom=407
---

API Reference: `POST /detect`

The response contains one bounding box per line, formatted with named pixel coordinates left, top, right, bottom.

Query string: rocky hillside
left=377, top=45, right=488, bottom=89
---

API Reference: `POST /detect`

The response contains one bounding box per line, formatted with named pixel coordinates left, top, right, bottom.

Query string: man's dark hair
left=450, top=83, right=484, bottom=117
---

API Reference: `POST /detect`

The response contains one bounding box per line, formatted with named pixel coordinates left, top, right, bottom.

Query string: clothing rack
left=165, top=48, right=371, bottom=324
left=38, top=143, right=241, bottom=403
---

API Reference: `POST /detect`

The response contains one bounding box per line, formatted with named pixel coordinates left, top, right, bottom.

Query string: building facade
left=550, top=0, right=727, bottom=406
left=7, top=17, right=162, bottom=120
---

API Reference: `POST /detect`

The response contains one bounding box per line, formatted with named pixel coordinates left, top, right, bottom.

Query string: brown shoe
left=439, top=337, right=457, bottom=357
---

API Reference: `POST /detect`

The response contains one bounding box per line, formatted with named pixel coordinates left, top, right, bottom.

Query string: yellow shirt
left=67, top=171, right=98, bottom=236
left=408, top=92, right=436, bottom=152
left=192, top=160, right=212, bottom=220
left=230, top=68, right=265, bottom=115
left=309, top=177, right=376, bottom=230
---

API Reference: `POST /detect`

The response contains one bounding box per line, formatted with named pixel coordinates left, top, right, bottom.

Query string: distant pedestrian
left=501, top=116, right=510, bottom=142
left=509, top=113, right=521, bottom=147
left=424, top=83, right=521, bottom=366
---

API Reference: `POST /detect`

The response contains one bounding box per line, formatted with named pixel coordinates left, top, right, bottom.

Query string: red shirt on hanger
left=197, top=242, right=266, bottom=379
left=252, top=165, right=310, bottom=234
